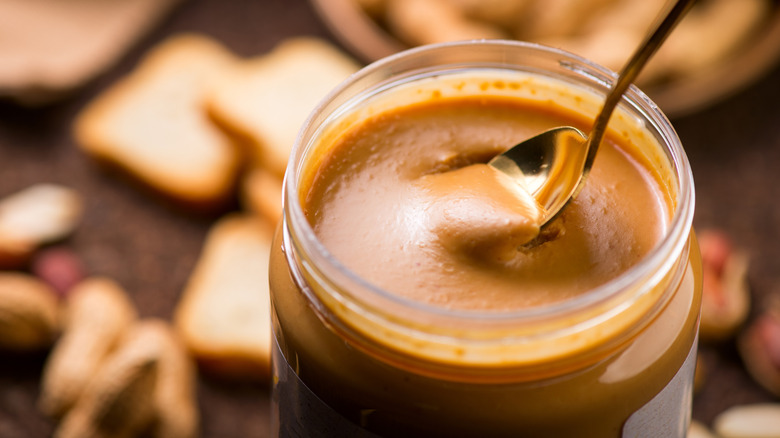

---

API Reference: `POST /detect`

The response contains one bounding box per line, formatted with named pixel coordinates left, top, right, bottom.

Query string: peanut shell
left=39, top=277, right=138, bottom=418
left=0, top=272, right=60, bottom=350
left=146, top=319, right=199, bottom=438
left=55, top=321, right=163, bottom=438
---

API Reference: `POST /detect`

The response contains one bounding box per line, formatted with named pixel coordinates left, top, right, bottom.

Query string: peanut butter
left=270, top=42, right=700, bottom=438
left=302, top=96, right=666, bottom=311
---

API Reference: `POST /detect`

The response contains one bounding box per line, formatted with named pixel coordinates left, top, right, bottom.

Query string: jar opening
left=286, top=40, right=693, bottom=321
left=281, top=40, right=695, bottom=376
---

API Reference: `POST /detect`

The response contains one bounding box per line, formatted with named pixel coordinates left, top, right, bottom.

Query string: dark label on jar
left=271, top=337, right=381, bottom=438
left=271, top=335, right=697, bottom=437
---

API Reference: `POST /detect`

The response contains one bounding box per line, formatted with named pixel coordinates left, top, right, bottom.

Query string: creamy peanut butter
left=302, top=96, right=666, bottom=311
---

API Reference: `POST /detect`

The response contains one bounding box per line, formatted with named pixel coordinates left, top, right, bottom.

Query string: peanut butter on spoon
left=414, top=163, right=543, bottom=260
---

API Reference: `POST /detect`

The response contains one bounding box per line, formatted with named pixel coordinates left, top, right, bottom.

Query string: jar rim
left=283, top=39, right=695, bottom=324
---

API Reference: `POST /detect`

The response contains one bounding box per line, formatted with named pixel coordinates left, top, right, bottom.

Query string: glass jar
left=269, top=40, right=700, bottom=438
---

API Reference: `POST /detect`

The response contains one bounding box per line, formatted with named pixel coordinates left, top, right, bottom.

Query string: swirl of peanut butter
left=305, top=96, right=666, bottom=311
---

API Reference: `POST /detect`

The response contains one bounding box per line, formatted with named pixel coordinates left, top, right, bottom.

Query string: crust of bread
left=174, top=214, right=275, bottom=379
left=74, top=34, right=243, bottom=210
left=207, top=37, right=360, bottom=177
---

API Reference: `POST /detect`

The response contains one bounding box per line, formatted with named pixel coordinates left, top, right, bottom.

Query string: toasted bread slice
left=174, top=214, right=274, bottom=379
left=241, top=167, right=284, bottom=226
left=208, top=37, right=360, bottom=177
left=74, top=34, right=242, bottom=210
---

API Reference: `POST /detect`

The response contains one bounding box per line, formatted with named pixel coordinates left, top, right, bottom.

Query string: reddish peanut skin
left=739, top=310, right=780, bottom=397
left=758, top=314, right=780, bottom=368
left=31, top=247, right=86, bottom=298
left=697, top=229, right=750, bottom=342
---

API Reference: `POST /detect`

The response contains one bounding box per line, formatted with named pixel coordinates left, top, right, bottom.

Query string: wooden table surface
left=1, top=0, right=778, bottom=436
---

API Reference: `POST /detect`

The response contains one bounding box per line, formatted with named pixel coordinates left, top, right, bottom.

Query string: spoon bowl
left=489, top=0, right=695, bottom=228
left=488, top=126, right=587, bottom=223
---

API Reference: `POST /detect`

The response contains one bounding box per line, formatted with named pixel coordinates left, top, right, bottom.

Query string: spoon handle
left=585, top=0, right=697, bottom=169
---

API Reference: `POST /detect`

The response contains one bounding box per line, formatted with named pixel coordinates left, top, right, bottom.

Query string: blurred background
left=0, top=0, right=779, bottom=436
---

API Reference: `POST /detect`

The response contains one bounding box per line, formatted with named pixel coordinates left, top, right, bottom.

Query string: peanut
left=31, top=246, right=86, bottom=298
left=39, top=277, right=138, bottom=418
left=738, top=298, right=780, bottom=398
left=55, top=321, right=163, bottom=438
left=0, top=272, right=60, bottom=351
left=0, top=184, right=83, bottom=268
left=697, top=229, right=751, bottom=342
left=713, top=403, right=780, bottom=438
left=147, top=319, right=199, bottom=438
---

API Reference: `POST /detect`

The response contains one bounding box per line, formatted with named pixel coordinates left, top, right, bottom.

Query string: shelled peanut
left=739, top=298, right=780, bottom=398
left=698, top=229, right=751, bottom=343
left=0, top=259, right=200, bottom=437
left=0, top=182, right=200, bottom=438
left=31, top=247, right=86, bottom=298
left=0, top=183, right=83, bottom=352
left=689, top=228, right=780, bottom=437
left=692, top=229, right=780, bottom=428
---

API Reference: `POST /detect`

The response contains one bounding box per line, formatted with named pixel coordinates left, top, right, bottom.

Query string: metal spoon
left=489, top=0, right=695, bottom=228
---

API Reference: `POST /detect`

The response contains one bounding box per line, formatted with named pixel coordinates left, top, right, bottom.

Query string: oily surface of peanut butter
left=303, top=96, right=668, bottom=311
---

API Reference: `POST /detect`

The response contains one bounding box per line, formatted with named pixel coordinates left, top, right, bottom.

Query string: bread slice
left=174, top=214, right=275, bottom=379
left=0, top=0, right=184, bottom=105
left=240, top=167, right=283, bottom=226
left=74, top=34, right=242, bottom=210
left=207, top=37, right=360, bottom=177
